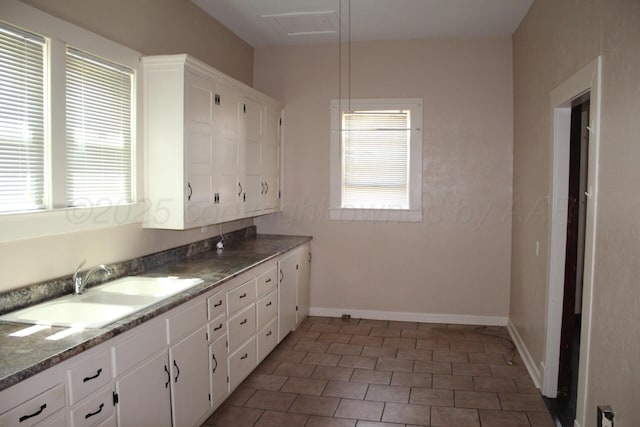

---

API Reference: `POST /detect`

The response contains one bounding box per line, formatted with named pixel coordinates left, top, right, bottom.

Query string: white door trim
left=543, top=57, right=601, bottom=427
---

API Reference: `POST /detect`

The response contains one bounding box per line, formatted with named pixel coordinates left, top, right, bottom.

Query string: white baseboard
left=309, top=306, right=508, bottom=326
left=507, top=320, right=541, bottom=389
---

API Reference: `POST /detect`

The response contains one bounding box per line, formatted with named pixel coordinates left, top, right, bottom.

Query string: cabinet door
left=296, top=243, right=311, bottom=325
left=209, top=335, right=228, bottom=408
left=243, top=97, right=264, bottom=214
left=184, top=71, right=215, bottom=227
left=278, top=250, right=298, bottom=341
left=169, top=326, right=210, bottom=427
left=213, top=81, right=244, bottom=221
left=114, top=351, right=171, bottom=427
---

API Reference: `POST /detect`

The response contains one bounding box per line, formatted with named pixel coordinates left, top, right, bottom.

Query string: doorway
left=542, top=57, right=601, bottom=427
left=545, top=99, right=589, bottom=426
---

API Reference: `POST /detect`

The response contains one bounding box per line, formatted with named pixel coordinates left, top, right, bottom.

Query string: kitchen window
left=330, top=98, right=423, bottom=222
left=0, top=2, right=141, bottom=242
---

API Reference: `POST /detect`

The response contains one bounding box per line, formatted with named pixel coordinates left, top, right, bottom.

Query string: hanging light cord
left=474, top=326, right=517, bottom=365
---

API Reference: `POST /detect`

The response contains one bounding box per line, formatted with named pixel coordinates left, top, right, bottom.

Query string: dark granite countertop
left=0, top=234, right=310, bottom=392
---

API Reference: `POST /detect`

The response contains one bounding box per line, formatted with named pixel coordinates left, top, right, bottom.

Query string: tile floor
left=202, top=316, right=556, bottom=427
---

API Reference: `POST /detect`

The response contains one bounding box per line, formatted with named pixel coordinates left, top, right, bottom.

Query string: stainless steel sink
left=0, top=276, right=204, bottom=329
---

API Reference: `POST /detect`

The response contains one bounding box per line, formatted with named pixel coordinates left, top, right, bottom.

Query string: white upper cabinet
left=142, top=55, right=283, bottom=229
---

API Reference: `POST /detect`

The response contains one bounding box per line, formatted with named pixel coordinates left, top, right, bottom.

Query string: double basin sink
left=0, top=276, right=204, bottom=329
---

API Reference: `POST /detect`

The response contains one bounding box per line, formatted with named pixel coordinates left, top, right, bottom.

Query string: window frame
left=329, top=98, right=423, bottom=222
left=0, top=0, right=142, bottom=242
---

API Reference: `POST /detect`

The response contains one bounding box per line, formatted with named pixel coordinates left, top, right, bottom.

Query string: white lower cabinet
left=208, top=334, right=228, bottom=409
left=114, top=351, right=171, bottom=427
left=1, top=244, right=310, bottom=427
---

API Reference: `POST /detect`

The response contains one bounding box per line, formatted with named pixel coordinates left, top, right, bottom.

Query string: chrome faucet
left=73, top=259, right=113, bottom=295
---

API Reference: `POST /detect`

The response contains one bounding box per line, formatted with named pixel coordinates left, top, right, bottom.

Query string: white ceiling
left=192, top=0, right=534, bottom=47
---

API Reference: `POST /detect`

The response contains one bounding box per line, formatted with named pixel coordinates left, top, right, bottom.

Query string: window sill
left=0, top=202, right=145, bottom=243
left=329, top=208, right=423, bottom=223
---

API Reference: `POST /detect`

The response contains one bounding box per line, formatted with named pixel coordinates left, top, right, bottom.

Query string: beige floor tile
left=288, top=395, right=341, bottom=416
left=350, top=368, right=392, bottom=385
left=467, top=352, right=506, bottom=365
left=391, top=371, right=433, bottom=387
left=389, top=320, right=418, bottom=329
left=224, top=385, right=256, bottom=406
left=309, top=323, right=343, bottom=333
left=306, top=416, right=357, bottom=427
left=396, top=348, right=432, bottom=361
left=340, top=325, right=373, bottom=336
left=266, top=349, right=308, bottom=364
left=245, top=390, right=297, bottom=411
left=381, top=402, right=431, bottom=425
left=413, top=360, right=452, bottom=375
left=409, top=387, right=454, bottom=407
left=449, top=341, right=485, bottom=353
left=334, top=398, right=385, bottom=421
left=416, top=338, right=450, bottom=350
left=432, top=374, right=474, bottom=390
left=490, top=364, right=530, bottom=378
left=322, top=381, right=369, bottom=399
left=273, top=361, right=316, bottom=378
left=327, top=343, right=365, bottom=355
left=338, top=355, right=378, bottom=369
left=383, top=337, right=417, bottom=349
left=311, top=365, right=355, bottom=382
left=433, top=350, right=470, bottom=363
left=362, top=346, right=398, bottom=358
left=350, top=335, right=384, bottom=346
left=430, top=406, right=480, bottom=427
left=356, top=422, right=404, bottom=427
left=454, top=390, right=500, bottom=410
left=293, top=341, right=330, bottom=353
left=242, top=373, right=288, bottom=391
left=365, top=384, right=410, bottom=403
left=451, top=362, right=492, bottom=377
left=281, top=377, right=328, bottom=396
left=318, top=333, right=353, bottom=344
left=254, top=410, right=309, bottom=427
left=473, top=376, right=517, bottom=393
left=359, top=319, right=390, bottom=328
left=204, top=405, right=263, bottom=427
left=499, top=392, right=548, bottom=412
left=302, top=352, right=342, bottom=366
left=375, top=357, right=414, bottom=372
left=528, top=410, right=557, bottom=426
left=401, top=329, right=435, bottom=339
left=369, top=327, right=402, bottom=337
left=329, top=317, right=361, bottom=326
left=478, top=409, right=530, bottom=426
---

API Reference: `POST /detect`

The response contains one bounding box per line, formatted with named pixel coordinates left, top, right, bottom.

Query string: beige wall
left=19, top=0, right=253, bottom=85
left=512, top=0, right=640, bottom=425
left=254, top=39, right=513, bottom=321
left=0, top=1, right=255, bottom=292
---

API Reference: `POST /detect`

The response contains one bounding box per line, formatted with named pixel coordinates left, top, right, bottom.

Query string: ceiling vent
left=261, top=11, right=338, bottom=36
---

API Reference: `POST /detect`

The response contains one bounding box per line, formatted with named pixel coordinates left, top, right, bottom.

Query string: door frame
left=543, top=57, right=601, bottom=427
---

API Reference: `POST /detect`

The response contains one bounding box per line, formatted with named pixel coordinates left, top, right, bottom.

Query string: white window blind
left=0, top=23, right=46, bottom=213
left=66, top=47, right=133, bottom=207
left=342, top=109, right=410, bottom=209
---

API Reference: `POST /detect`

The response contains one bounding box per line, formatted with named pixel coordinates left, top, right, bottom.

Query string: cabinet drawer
left=112, top=320, right=166, bottom=377
left=207, top=290, right=225, bottom=320
left=257, top=290, right=278, bottom=329
left=228, top=337, right=256, bottom=391
left=226, top=279, right=256, bottom=316
left=207, top=315, right=227, bottom=343
left=67, top=351, right=111, bottom=405
left=167, top=299, right=206, bottom=343
left=227, top=304, right=256, bottom=352
left=0, top=384, right=65, bottom=427
left=257, top=318, right=278, bottom=363
left=256, top=267, right=277, bottom=297
left=69, top=385, right=113, bottom=427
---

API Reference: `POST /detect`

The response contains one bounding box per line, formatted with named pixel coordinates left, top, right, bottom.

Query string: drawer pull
left=239, top=293, right=247, bottom=299
left=240, top=353, right=248, bottom=360
left=266, top=301, right=272, bottom=307
left=164, top=364, right=170, bottom=388
left=214, top=300, right=223, bottom=307
left=83, top=368, right=102, bottom=383
left=266, top=330, right=273, bottom=337
left=280, top=270, right=283, bottom=282
left=85, top=403, right=104, bottom=419
left=214, top=323, right=223, bottom=331
left=173, top=360, right=180, bottom=383
left=212, top=354, right=218, bottom=373
left=240, top=318, right=247, bottom=325
left=265, top=278, right=272, bottom=283
left=19, top=404, right=46, bottom=423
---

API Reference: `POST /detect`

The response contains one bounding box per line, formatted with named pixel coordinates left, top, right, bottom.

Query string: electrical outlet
left=201, top=225, right=208, bottom=233
left=341, top=314, right=351, bottom=320
left=597, top=406, right=614, bottom=427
